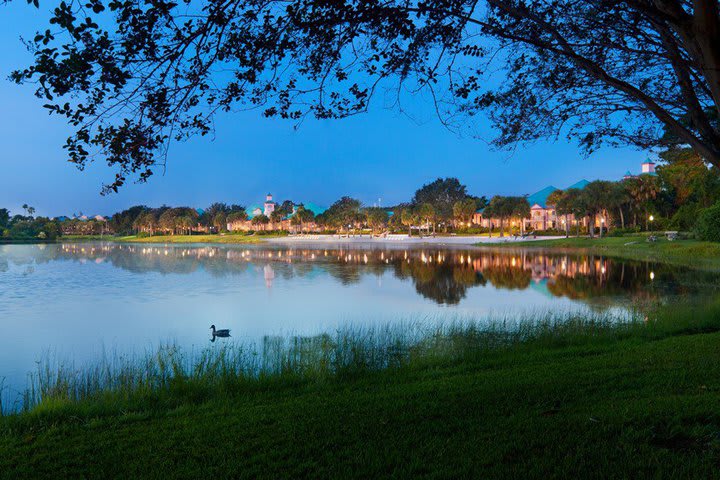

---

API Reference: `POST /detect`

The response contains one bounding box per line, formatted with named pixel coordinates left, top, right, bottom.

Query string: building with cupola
left=227, top=192, right=327, bottom=231
left=473, top=159, right=656, bottom=232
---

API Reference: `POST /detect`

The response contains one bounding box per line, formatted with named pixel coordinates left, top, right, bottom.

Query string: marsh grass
left=5, top=302, right=720, bottom=418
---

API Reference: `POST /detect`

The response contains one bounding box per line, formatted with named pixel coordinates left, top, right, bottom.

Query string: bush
left=695, top=203, right=720, bottom=242
left=670, top=203, right=700, bottom=231
left=608, top=228, right=633, bottom=237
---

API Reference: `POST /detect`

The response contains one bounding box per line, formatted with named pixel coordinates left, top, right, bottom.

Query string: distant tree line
left=5, top=145, right=720, bottom=241
left=0, top=205, right=60, bottom=241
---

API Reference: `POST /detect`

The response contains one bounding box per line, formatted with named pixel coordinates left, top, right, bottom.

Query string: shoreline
left=479, top=235, right=720, bottom=270
left=54, top=233, right=565, bottom=247
left=266, top=234, right=565, bottom=246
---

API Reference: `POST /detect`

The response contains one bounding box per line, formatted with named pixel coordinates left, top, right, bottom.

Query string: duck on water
left=210, top=325, right=231, bottom=341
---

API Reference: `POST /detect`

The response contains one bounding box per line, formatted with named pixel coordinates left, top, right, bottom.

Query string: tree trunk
left=589, top=215, right=595, bottom=238
left=499, top=218, right=504, bottom=237
left=565, top=214, right=569, bottom=238
left=618, top=207, right=625, bottom=229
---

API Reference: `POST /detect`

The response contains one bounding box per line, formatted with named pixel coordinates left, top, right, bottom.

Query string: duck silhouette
left=210, top=325, right=231, bottom=341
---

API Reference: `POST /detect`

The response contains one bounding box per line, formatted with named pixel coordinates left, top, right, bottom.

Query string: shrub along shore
left=3, top=304, right=720, bottom=478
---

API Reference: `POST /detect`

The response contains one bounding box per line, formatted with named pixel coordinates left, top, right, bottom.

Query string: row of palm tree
left=548, top=176, right=661, bottom=238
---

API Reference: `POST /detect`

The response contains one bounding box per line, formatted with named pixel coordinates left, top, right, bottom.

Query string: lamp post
left=649, top=215, right=654, bottom=233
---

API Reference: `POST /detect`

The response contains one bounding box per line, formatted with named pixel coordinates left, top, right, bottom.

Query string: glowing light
left=649, top=215, right=655, bottom=222
left=650, top=271, right=655, bottom=281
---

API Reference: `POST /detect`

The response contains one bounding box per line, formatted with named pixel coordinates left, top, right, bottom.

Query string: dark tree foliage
left=10, top=0, right=720, bottom=192
left=412, top=177, right=468, bottom=222
left=107, top=204, right=147, bottom=234
left=0, top=208, right=9, bottom=229
left=320, top=196, right=362, bottom=230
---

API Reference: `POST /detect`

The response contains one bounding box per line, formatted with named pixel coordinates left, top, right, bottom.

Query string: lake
left=1, top=241, right=719, bottom=404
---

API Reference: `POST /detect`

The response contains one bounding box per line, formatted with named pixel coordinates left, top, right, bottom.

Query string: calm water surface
left=1, top=241, right=718, bottom=399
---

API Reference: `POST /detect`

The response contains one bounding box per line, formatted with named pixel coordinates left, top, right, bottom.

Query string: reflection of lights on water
left=601, top=266, right=605, bottom=274
left=511, top=257, right=516, bottom=267
left=650, top=271, right=655, bottom=281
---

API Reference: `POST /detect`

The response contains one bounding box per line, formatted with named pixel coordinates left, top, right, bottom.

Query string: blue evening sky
left=0, top=3, right=647, bottom=217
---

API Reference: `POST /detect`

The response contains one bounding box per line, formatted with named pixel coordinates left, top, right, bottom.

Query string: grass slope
left=3, top=312, right=720, bottom=479
left=481, top=235, right=720, bottom=270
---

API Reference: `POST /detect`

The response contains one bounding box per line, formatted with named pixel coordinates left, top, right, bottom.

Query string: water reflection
left=2, top=242, right=717, bottom=308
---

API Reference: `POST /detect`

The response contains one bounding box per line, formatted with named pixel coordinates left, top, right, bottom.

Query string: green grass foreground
left=483, top=235, right=720, bottom=269
left=3, top=307, right=720, bottom=478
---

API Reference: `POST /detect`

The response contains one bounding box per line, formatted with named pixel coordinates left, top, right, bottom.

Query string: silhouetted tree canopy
left=10, top=0, right=720, bottom=192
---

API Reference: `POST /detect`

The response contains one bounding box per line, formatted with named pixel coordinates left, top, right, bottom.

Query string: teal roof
left=527, top=185, right=559, bottom=208
left=566, top=179, right=590, bottom=190
left=246, top=205, right=262, bottom=219
left=299, top=202, right=326, bottom=216
left=529, top=279, right=554, bottom=299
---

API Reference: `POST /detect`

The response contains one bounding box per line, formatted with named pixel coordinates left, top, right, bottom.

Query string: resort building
left=473, top=159, right=656, bottom=232
left=526, top=179, right=590, bottom=231
left=227, top=193, right=326, bottom=232
left=472, top=179, right=589, bottom=232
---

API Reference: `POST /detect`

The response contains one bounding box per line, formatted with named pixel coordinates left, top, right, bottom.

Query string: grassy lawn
left=3, top=307, right=720, bottom=478
left=58, top=234, right=110, bottom=241
left=112, top=234, right=283, bottom=244
left=481, top=235, right=720, bottom=269
left=57, top=233, right=290, bottom=244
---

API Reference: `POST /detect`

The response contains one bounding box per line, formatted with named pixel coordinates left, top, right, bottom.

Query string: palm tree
left=251, top=214, right=270, bottom=231
left=547, top=189, right=569, bottom=237
left=417, top=203, right=436, bottom=235
left=608, top=182, right=630, bottom=230
left=452, top=198, right=477, bottom=228
left=290, top=205, right=315, bottom=233
left=511, top=197, right=530, bottom=236
left=400, top=207, right=416, bottom=236
left=624, top=175, right=661, bottom=230
left=580, top=181, right=614, bottom=237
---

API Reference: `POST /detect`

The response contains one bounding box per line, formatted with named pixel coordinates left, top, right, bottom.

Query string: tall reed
left=5, top=302, right=720, bottom=416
